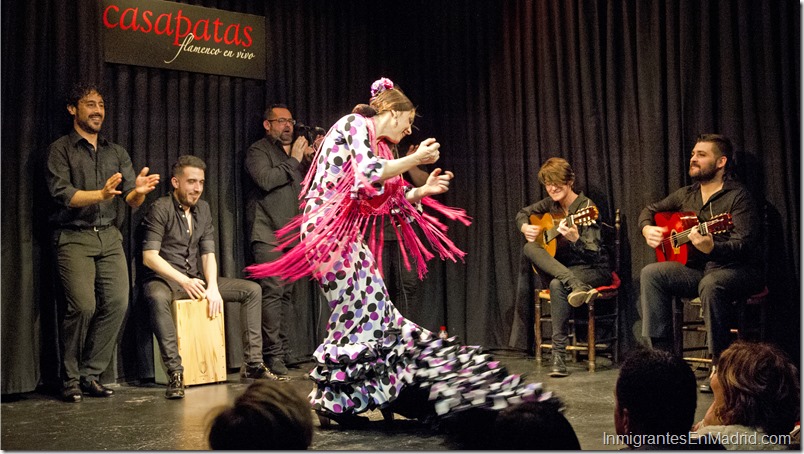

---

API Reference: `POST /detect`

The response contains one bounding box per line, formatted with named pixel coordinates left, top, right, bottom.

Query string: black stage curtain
left=2, top=0, right=799, bottom=394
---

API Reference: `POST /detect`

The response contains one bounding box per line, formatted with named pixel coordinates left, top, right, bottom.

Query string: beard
left=689, top=163, right=718, bottom=182
left=270, top=128, right=293, bottom=145
left=176, top=192, right=200, bottom=207
left=76, top=115, right=103, bottom=134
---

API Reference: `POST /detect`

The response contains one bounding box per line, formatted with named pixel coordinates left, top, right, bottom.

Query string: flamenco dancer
left=247, top=78, right=550, bottom=428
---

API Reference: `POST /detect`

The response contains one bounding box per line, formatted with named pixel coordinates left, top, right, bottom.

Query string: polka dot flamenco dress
left=247, top=113, right=548, bottom=426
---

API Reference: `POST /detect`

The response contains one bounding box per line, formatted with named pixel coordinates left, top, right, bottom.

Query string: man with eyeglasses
left=244, top=104, right=316, bottom=376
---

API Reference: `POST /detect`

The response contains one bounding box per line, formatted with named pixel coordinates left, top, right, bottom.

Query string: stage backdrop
left=2, top=0, right=799, bottom=394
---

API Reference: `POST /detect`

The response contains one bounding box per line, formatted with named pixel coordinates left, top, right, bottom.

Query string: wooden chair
left=534, top=209, right=621, bottom=372
left=672, top=203, right=770, bottom=365
left=672, top=287, right=769, bottom=364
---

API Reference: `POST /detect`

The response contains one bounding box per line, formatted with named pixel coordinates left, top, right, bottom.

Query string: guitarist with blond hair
left=639, top=134, right=763, bottom=393
left=510, top=157, right=611, bottom=377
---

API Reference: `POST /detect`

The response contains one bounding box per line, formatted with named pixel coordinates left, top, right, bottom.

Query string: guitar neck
left=673, top=219, right=718, bottom=245
left=544, top=213, right=576, bottom=243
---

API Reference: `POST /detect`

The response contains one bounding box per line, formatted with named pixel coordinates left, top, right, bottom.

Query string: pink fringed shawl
left=245, top=115, right=471, bottom=282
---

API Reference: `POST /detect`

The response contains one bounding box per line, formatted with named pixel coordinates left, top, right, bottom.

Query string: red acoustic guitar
left=653, top=211, right=734, bottom=264
left=529, top=206, right=599, bottom=257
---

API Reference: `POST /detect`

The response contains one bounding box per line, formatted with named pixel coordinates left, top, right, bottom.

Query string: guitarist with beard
left=639, top=134, right=763, bottom=393
left=510, top=158, right=611, bottom=377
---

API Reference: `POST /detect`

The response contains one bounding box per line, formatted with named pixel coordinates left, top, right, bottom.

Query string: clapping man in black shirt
left=46, top=82, right=160, bottom=402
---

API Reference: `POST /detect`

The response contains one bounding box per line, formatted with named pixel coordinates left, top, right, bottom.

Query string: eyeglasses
left=267, top=118, right=296, bottom=125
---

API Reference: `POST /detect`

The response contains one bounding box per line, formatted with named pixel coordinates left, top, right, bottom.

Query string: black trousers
left=251, top=241, right=294, bottom=360
left=640, top=261, right=763, bottom=362
left=381, top=240, right=420, bottom=316
left=510, top=243, right=610, bottom=353
left=54, top=227, right=129, bottom=387
left=143, top=276, right=263, bottom=373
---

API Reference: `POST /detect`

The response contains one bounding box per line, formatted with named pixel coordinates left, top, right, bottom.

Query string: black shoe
left=266, top=357, right=289, bottom=375
left=549, top=352, right=569, bottom=377
left=284, top=354, right=307, bottom=368
left=282, top=349, right=296, bottom=367
left=240, top=362, right=289, bottom=383
left=61, top=385, right=83, bottom=403
left=316, top=408, right=371, bottom=429
left=165, top=372, right=185, bottom=399
left=79, top=379, right=114, bottom=397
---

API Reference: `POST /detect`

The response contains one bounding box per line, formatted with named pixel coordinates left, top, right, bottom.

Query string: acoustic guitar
left=653, top=211, right=734, bottom=264
left=528, top=206, right=599, bottom=257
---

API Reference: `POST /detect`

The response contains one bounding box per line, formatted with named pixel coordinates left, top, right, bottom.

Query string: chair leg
left=588, top=300, right=596, bottom=372
left=672, top=298, right=683, bottom=357
left=614, top=296, right=620, bottom=364
left=534, top=291, right=542, bottom=363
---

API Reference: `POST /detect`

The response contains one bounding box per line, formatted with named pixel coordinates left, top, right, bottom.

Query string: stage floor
left=1, top=352, right=713, bottom=450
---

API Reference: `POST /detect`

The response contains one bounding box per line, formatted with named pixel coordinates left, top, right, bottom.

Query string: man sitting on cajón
left=141, top=155, right=287, bottom=399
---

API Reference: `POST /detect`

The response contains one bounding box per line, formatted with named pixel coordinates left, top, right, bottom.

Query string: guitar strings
left=659, top=217, right=728, bottom=246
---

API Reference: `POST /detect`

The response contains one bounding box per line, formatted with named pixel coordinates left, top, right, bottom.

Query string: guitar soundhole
left=670, top=229, right=680, bottom=248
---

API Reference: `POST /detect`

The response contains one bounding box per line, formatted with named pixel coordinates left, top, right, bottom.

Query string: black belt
left=63, top=224, right=113, bottom=232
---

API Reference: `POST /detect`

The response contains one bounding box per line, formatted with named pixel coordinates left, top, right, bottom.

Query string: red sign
left=102, top=0, right=265, bottom=80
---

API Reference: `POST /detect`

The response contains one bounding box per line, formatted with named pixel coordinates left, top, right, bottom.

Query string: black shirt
left=46, top=129, right=137, bottom=228
left=637, top=179, right=761, bottom=270
left=141, top=193, right=215, bottom=280
left=515, top=192, right=610, bottom=269
left=244, top=137, right=305, bottom=245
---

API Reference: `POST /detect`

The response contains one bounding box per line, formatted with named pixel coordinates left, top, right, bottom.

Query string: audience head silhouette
left=492, top=399, right=581, bottom=450
left=615, top=348, right=697, bottom=437
left=208, top=381, right=313, bottom=450
left=444, top=397, right=580, bottom=450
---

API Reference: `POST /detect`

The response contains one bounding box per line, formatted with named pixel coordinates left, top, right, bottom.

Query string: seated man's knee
left=245, top=280, right=261, bottom=300
left=522, top=242, right=543, bottom=262
left=640, top=262, right=663, bottom=282
left=548, top=278, right=564, bottom=294
left=697, top=275, right=727, bottom=301
left=142, top=280, right=173, bottom=309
